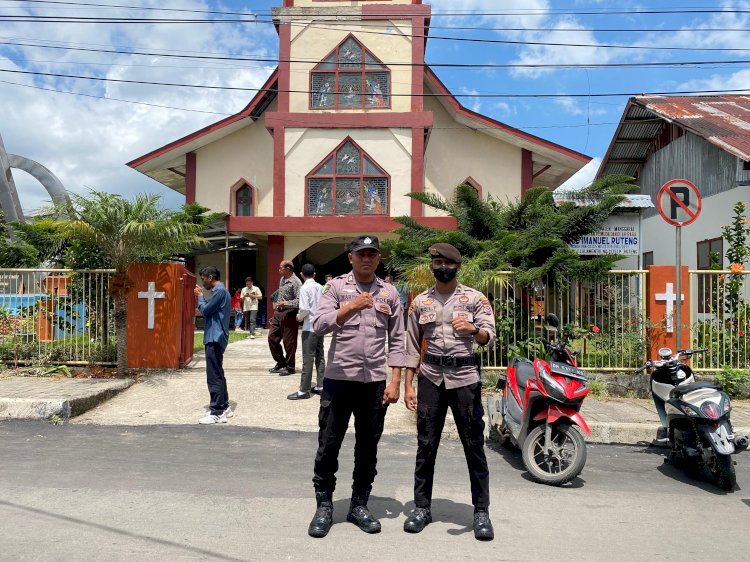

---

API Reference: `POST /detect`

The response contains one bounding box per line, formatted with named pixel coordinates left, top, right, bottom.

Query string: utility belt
left=423, top=353, right=477, bottom=368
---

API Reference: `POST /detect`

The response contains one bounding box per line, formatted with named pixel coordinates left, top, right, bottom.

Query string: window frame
left=642, top=251, right=654, bottom=268
left=304, top=137, right=391, bottom=217
left=309, top=34, right=392, bottom=111
left=231, top=179, right=256, bottom=217
left=696, top=237, right=724, bottom=314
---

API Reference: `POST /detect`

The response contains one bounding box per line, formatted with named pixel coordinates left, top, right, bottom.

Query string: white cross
left=655, top=282, right=684, bottom=333
left=137, top=281, right=166, bottom=330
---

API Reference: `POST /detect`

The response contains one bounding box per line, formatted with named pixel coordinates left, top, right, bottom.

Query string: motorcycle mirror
left=545, top=313, right=560, bottom=328
left=658, top=347, right=672, bottom=358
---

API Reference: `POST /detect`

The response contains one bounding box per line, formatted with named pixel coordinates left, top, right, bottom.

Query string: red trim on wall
left=127, top=70, right=279, bottom=169
left=521, top=149, right=533, bottom=195
left=228, top=215, right=457, bottom=233
left=185, top=152, right=196, bottom=204
left=424, top=67, right=591, bottom=164
left=278, top=24, right=291, bottom=113
left=273, top=127, right=286, bottom=217
left=411, top=127, right=425, bottom=216
left=265, top=111, right=432, bottom=130
left=411, top=16, right=425, bottom=112
left=267, top=235, right=284, bottom=319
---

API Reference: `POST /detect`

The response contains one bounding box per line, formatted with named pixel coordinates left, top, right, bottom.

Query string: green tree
left=0, top=211, right=40, bottom=267
left=44, top=191, right=212, bottom=374
left=384, top=175, right=636, bottom=291
left=721, top=201, right=749, bottom=318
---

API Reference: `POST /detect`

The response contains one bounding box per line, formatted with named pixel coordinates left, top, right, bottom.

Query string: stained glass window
left=236, top=184, right=253, bottom=216
left=307, top=138, right=389, bottom=216
left=310, top=34, right=391, bottom=110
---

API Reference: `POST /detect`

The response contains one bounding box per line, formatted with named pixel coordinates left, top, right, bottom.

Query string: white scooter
left=637, top=347, right=748, bottom=491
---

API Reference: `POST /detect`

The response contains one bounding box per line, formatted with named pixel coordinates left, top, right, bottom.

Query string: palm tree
left=46, top=191, right=210, bottom=375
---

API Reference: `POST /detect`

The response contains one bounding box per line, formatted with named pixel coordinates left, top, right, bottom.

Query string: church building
left=127, top=0, right=590, bottom=307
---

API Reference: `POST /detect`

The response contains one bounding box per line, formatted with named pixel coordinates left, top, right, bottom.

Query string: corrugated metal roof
left=637, top=95, right=750, bottom=161
left=553, top=192, right=654, bottom=209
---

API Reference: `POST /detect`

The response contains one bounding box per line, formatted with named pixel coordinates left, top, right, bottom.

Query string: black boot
left=308, top=491, right=333, bottom=538
left=403, top=506, right=432, bottom=533
left=473, top=508, right=494, bottom=541
left=346, top=491, right=381, bottom=534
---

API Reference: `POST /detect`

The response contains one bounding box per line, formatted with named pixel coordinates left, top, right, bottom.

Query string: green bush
left=714, top=366, right=750, bottom=398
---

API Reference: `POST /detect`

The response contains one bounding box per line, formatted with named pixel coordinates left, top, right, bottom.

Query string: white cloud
left=554, top=96, right=608, bottom=117
left=0, top=0, right=277, bottom=213
left=457, top=87, right=482, bottom=112
left=677, top=68, right=750, bottom=94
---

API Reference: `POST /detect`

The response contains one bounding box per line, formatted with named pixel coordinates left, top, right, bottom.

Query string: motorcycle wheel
left=522, top=424, right=587, bottom=486
left=705, top=452, right=736, bottom=491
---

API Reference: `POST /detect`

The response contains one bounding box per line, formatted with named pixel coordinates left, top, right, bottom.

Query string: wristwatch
left=471, top=325, right=481, bottom=336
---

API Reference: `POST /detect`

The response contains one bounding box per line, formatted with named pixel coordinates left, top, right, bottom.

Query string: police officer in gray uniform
left=403, top=243, right=497, bottom=540
left=307, top=235, right=405, bottom=538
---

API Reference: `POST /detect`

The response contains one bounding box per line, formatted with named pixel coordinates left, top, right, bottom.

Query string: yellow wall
left=194, top=99, right=277, bottom=215
left=284, top=127, right=413, bottom=217
left=423, top=96, right=522, bottom=216
left=289, top=22, right=413, bottom=113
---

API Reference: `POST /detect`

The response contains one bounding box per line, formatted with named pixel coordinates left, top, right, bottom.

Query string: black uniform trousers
left=205, top=342, right=229, bottom=415
left=313, top=379, right=388, bottom=496
left=414, top=376, right=490, bottom=509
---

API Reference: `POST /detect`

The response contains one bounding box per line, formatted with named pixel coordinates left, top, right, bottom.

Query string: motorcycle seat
left=669, top=381, right=723, bottom=399
left=513, top=358, right=537, bottom=391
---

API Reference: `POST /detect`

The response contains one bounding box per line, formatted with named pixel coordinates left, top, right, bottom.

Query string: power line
left=2, top=66, right=749, bottom=98
left=4, top=40, right=750, bottom=69
left=5, top=1, right=750, bottom=17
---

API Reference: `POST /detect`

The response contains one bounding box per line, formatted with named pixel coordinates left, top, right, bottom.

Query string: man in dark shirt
left=268, top=260, right=302, bottom=376
left=194, top=266, right=232, bottom=425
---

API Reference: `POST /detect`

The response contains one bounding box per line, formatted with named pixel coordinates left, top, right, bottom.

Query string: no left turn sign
left=656, top=179, right=702, bottom=226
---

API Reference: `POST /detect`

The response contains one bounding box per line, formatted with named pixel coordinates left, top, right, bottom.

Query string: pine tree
left=383, top=175, right=637, bottom=291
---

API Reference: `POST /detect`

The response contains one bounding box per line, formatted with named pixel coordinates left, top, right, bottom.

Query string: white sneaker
left=205, top=407, right=234, bottom=419
left=198, top=412, right=227, bottom=424
left=250, top=334, right=255, bottom=339
left=235, top=327, right=242, bottom=332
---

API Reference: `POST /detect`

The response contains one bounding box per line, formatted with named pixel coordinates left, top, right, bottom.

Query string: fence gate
left=179, top=270, right=196, bottom=367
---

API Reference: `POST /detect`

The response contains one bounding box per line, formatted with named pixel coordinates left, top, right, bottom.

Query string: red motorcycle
left=497, top=314, right=591, bottom=486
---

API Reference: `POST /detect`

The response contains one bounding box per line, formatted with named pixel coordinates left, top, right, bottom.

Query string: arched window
left=235, top=184, right=253, bottom=216
left=310, top=35, right=390, bottom=110
left=307, top=138, right=389, bottom=216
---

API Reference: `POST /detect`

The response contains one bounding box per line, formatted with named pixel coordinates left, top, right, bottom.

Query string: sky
left=1, top=0, right=750, bottom=213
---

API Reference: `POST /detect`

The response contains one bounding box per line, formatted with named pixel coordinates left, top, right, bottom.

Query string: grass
left=193, top=331, right=249, bottom=353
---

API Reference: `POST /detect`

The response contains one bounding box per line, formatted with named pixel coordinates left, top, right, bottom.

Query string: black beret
left=350, top=235, right=380, bottom=253
left=429, top=243, right=462, bottom=264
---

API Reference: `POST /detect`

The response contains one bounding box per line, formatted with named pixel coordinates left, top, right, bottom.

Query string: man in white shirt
left=240, top=277, right=263, bottom=338
left=289, top=264, right=325, bottom=400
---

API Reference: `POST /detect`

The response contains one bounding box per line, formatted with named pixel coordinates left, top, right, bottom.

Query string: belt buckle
left=441, top=355, right=455, bottom=367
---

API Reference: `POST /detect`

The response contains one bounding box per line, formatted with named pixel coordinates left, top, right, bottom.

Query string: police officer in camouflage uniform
left=403, top=243, right=497, bottom=541
left=307, top=235, right=405, bottom=538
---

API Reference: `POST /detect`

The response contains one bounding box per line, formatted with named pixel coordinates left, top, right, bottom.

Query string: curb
left=0, top=379, right=134, bottom=421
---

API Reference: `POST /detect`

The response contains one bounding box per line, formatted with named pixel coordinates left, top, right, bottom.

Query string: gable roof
left=599, top=95, right=750, bottom=179
left=127, top=66, right=591, bottom=192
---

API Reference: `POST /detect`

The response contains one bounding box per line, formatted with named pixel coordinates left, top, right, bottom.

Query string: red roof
left=636, top=95, right=750, bottom=161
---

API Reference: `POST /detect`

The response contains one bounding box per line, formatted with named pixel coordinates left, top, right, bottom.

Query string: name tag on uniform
left=452, top=311, right=474, bottom=323
left=419, top=312, right=437, bottom=324
left=375, top=303, right=392, bottom=315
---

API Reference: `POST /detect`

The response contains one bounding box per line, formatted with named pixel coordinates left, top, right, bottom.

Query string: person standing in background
left=288, top=264, right=326, bottom=400
left=194, top=266, right=232, bottom=425
left=231, top=288, right=243, bottom=332
left=240, top=277, right=263, bottom=338
left=268, top=260, right=302, bottom=376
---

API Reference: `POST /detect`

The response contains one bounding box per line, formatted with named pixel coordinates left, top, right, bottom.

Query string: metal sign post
left=656, top=179, right=702, bottom=351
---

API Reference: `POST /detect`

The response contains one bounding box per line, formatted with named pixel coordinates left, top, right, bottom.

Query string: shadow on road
left=0, top=500, right=244, bottom=561
left=635, top=444, right=742, bottom=496
left=487, top=439, right=585, bottom=489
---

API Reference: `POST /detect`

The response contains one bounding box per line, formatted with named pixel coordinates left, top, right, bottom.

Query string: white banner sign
left=569, top=215, right=640, bottom=256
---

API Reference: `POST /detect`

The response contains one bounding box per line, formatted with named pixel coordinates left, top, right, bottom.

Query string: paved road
left=1, top=422, right=748, bottom=561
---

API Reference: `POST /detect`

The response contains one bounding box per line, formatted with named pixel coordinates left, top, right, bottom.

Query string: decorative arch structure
left=0, top=132, right=70, bottom=223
